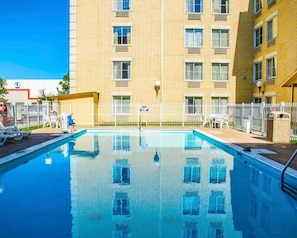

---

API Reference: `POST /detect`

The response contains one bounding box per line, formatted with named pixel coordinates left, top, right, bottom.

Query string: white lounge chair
left=0, top=122, right=31, bottom=140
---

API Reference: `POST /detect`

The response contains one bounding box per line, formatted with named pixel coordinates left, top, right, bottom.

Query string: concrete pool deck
left=0, top=126, right=296, bottom=170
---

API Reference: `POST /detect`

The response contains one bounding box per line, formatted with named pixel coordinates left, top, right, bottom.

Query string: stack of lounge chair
left=0, top=121, right=32, bottom=145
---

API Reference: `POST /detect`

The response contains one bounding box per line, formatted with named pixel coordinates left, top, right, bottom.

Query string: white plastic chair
left=202, top=115, right=212, bottom=127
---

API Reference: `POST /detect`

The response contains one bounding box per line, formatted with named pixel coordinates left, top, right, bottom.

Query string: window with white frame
left=212, top=0, right=229, bottom=14
left=208, top=223, right=224, bottom=238
left=254, top=61, right=262, bottom=81
left=266, top=56, right=276, bottom=79
left=185, top=28, right=203, bottom=47
left=182, top=222, right=198, bottom=238
left=208, top=191, right=225, bottom=214
left=186, top=0, right=203, bottom=13
left=113, top=0, right=131, bottom=11
left=112, top=135, right=131, bottom=152
left=209, top=158, right=226, bottom=184
left=112, top=96, right=131, bottom=114
left=182, top=191, right=200, bottom=215
left=255, top=0, right=262, bottom=12
left=185, top=62, right=203, bottom=81
left=112, top=159, right=130, bottom=184
left=113, top=224, right=131, bottom=237
left=255, top=26, right=263, bottom=47
left=113, top=61, right=131, bottom=79
left=184, top=133, right=203, bottom=150
left=211, top=97, right=228, bottom=114
left=183, top=158, right=201, bottom=183
left=113, top=26, right=131, bottom=45
left=212, top=29, right=229, bottom=48
left=112, top=192, right=130, bottom=216
left=185, top=97, right=202, bottom=115
left=212, top=63, right=229, bottom=81
left=266, top=13, right=277, bottom=41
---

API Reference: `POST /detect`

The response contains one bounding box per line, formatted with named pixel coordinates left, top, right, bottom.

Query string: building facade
left=252, top=0, right=297, bottom=104
left=68, top=0, right=256, bottom=125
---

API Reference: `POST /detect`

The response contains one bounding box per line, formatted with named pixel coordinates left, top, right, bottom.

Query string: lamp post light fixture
left=154, top=81, right=161, bottom=96
left=256, top=80, right=263, bottom=97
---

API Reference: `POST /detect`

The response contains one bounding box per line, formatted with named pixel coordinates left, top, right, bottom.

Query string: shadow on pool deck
left=0, top=126, right=296, bottom=170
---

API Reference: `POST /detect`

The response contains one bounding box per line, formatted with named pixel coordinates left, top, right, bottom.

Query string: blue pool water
left=0, top=129, right=296, bottom=238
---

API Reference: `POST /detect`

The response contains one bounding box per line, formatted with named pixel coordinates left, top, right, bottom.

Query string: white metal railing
left=1, top=102, right=296, bottom=137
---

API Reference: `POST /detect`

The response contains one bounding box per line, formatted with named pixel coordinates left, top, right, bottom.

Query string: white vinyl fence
left=3, top=102, right=297, bottom=139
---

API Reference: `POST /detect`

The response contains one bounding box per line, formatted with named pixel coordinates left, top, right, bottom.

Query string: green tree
left=0, top=77, right=8, bottom=103
left=57, top=72, right=70, bottom=95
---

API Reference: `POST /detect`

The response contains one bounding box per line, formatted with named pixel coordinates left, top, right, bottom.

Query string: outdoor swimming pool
left=0, top=129, right=296, bottom=238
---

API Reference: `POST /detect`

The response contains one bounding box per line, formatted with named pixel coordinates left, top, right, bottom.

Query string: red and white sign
left=139, top=105, right=149, bottom=112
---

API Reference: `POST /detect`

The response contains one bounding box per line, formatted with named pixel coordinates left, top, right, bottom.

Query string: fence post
left=114, top=103, right=117, bottom=127
left=241, top=103, right=244, bottom=130
left=182, top=102, right=185, bottom=127
left=137, top=103, right=140, bottom=128
left=160, top=103, right=162, bottom=127
left=280, top=101, right=285, bottom=112
left=261, top=102, right=265, bottom=136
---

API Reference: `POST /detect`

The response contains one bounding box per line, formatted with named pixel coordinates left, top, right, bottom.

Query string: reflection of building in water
left=70, top=132, right=239, bottom=237
left=231, top=158, right=297, bottom=238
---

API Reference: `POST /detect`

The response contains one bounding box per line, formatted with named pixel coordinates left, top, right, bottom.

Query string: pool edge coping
left=0, top=129, right=86, bottom=166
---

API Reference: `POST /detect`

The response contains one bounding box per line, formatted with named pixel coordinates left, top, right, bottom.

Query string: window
left=113, top=0, right=131, bottom=11
left=266, top=56, right=276, bottom=79
left=185, top=62, right=203, bottom=81
left=209, top=158, right=226, bottom=183
left=185, top=97, right=202, bottom=115
left=184, top=134, right=203, bottom=151
left=266, top=14, right=277, bottom=42
left=208, top=191, right=225, bottom=214
left=212, top=63, right=229, bottom=81
left=255, top=0, right=262, bottom=12
left=255, top=26, right=263, bottom=47
left=113, top=159, right=130, bottom=184
left=183, top=191, right=200, bottom=215
left=113, top=96, right=131, bottom=114
left=185, top=29, right=203, bottom=47
left=113, top=224, right=131, bottom=238
left=113, top=61, right=131, bottom=79
left=113, top=192, right=130, bottom=216
left=212, top=0, right=229, bottom=14
left=211, top=97, right=228, bottom=114
left=212, top=29, right=229, bottom=48
left=208, top=222, right=224, bottom=238
left=112, top=134, right=131, bottom=151
left=254, top=97, right=261, bottom=103
left=267, top=0, right=276, bottom=7
left=182, top=222, right=198, bottom=238
left=254, top=62, right=262, bottom=81
left=184, top=158, right=201, bottom=183
left=265, top=96, right=273, bottom=104
left=250, top=168, right=259, bottom=186
left=113, top=26, right=131, bottom=45
left=186, top=0, right=203, bottom=13
left=262, top=174, right=271, bottom=195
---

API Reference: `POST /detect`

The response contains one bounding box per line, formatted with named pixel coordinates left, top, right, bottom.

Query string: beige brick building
left=253, top=0, right=297, bottom=104
left=65, top=0, right=295, bottom=125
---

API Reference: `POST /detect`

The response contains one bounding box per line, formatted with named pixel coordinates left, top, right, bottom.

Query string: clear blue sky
left=0, top=0, right=68, bottom=79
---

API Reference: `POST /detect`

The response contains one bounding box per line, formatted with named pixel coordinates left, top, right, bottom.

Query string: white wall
left=5, top=79, right=61, bottom=104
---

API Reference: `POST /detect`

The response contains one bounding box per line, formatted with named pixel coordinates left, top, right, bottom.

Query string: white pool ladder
left=281, top=149, right=297, bottom=200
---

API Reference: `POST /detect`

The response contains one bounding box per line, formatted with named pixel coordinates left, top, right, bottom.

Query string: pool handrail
left=281, top=149, right=297, bottom=200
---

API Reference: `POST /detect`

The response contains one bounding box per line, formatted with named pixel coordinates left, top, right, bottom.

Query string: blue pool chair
left=67, top=114, right=76, bottom=131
